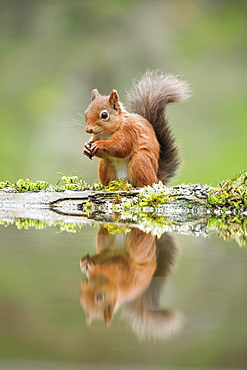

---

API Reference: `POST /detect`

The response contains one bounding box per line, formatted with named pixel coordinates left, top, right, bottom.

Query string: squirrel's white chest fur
left=111, top=158, right=129, bottom=180
left=99, top=134, right=129, bottom=180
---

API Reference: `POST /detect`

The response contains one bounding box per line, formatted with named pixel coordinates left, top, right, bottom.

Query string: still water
left=0, top=219, right=246, bottom=369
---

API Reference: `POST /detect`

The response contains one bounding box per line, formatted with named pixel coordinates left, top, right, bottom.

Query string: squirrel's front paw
left=80, top=254, right=89, bottom=272
left=80, top=254, right=94, bottom=273
left=83, top=140, right=94, bottom=159
left=90, top=141, right=104, bottom=156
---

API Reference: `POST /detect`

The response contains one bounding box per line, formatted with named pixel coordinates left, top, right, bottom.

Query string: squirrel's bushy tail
left=127, top=70, right=190, bottom=183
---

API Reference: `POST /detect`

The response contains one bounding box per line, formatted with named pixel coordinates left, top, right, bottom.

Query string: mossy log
left=0, top=183, right=210, bottom=215
left=0, top=171, right=246, bottom=246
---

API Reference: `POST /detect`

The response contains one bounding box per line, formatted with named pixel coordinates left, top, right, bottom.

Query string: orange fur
left=80, top=227, right=157, bottom=325
left=83, top=71, right=190, bottom=186
left=83, top=92, right=159, bottom=186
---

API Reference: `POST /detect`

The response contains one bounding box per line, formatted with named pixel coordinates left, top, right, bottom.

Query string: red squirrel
left=83, top=71, right=190, bottom=187
left=80, top=227, right=157, bottom=325
left=80, top=226, right=180, bottom=331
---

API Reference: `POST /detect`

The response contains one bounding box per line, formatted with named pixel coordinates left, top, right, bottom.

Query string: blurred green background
left=0, top=0, right=246, bottom=187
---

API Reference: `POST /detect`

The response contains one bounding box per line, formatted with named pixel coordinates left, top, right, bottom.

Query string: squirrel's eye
left=95, top=292, right=104, bottom=304
left=100, top=110, right=109, bottom=120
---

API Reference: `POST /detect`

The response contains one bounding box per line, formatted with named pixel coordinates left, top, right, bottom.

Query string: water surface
left=0, top=220, right=246, bottom=369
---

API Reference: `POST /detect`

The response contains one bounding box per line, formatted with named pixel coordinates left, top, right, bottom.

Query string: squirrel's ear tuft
left=109, top=90, right=120, bottom=110
left=86, top=312, right=92, bottom=325
left=91, top=89, right=101, bottom=101
left=103, top=302, right=115, bottom=325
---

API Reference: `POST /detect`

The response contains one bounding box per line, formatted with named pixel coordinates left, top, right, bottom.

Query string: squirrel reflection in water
left=80, top=226, right=183, bottom=340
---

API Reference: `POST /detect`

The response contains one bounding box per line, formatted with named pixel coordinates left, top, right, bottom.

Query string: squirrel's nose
left=85, top=127, right=93, bottom=134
